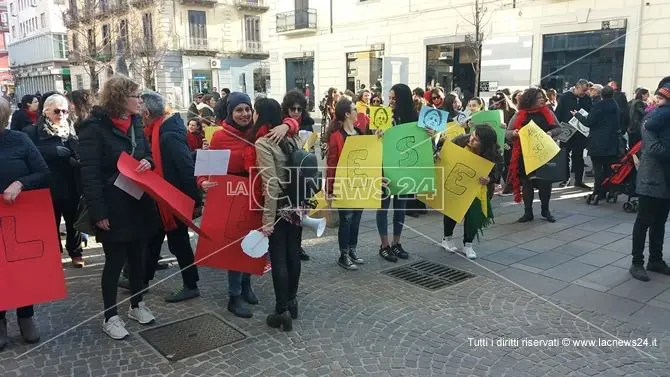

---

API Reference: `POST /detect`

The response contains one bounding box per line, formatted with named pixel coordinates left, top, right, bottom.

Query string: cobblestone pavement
left=2, top=186, right=670, bottom=376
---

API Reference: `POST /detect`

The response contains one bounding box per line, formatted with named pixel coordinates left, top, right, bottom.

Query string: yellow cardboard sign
left=308, top=191, right=328, bottom=217
left=445, top=121, right=466, bottom=142
left=204, top=126, right=222, bottom=143
left=304, top=131, right=319, bottom=151
left=368, top=106, right=393, bottom=130
left=332, top=135, right=383, bottom=209
left=518, top=120, right=560, bottom=174
left=418, top=141, right=494, bottom=222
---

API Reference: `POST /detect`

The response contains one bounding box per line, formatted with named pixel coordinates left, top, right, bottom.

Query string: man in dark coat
left=573, top=86, right=620, bottom=202
left=186, top=93, right=203, bottom=123
left=139, top=91, right=202, bottom=302
left=555, top=79, right=592, bottom=189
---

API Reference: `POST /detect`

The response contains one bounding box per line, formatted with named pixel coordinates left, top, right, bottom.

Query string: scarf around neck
left=147, top=115, right=177, bottom=231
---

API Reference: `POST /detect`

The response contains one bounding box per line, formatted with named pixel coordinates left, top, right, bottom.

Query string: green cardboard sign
left=382, top=123, right=436, bottom=195
left=471, top=110, right=506, bottom=147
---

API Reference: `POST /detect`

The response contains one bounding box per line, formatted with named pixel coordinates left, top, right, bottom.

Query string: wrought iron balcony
left=63, top=10, right=80, bottom=27
left=179, top=0, right=217, bottom=7
left=232, top=40, right=269, bottom=58
left=234, top=0, right=269, bottom=12
left=276, top=8, right=317, bottom=34
left=129, top=0, right=152, bottom=8
left=180, top=37, right=223, bottom=56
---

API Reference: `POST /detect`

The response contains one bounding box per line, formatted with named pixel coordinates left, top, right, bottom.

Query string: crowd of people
left=1, top=73, right=669, bottom=350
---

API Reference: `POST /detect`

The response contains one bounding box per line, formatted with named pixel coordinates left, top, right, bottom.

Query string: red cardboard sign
left=195, top=175, right=266, bottom=275
left=116, top=152, right=209, bottom=239
left=0, top=189, right=67, bottom=311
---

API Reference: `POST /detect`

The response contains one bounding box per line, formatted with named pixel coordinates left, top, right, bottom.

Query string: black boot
left=241, top=281, right=259, bottom=305
left=298, top=247, right=310, bottom=261
left=647, top=260, right=670, bottom=275
left=266, top=311, right=292, bottom=332
left=517, top=210, right=534, bottom=223
left=541, top=209, right=556, bottom=223
left=227, top=295, right=252, bottom=318
left=18, top=317, right=40, bottom=344
left=288, top=299, right=298, bottom=320
left=0, top=317, right=7, bottom=351
left=630, top=264, right=650, bottom=281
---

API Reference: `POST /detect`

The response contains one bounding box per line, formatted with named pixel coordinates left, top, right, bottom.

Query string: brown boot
left=18, top=317, right=40, bottom=344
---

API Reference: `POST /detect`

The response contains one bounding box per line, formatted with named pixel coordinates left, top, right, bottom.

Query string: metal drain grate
left=139, top=313, right=246, bottom=361
left=382, top=260, right=475, bottom=290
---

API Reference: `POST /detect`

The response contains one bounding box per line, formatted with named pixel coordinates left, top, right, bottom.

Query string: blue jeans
left=228, top=271, right=251, bottom=296
left=376, top=193, right=407, bottom=238
left=338, top=209, right=363, bottom=252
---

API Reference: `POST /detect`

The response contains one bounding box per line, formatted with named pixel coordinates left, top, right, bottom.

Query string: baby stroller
left=594, top=141, right=641, bottom=212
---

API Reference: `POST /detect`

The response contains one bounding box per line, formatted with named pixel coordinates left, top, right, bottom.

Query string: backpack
left=279, top=140, right=322, bottom=208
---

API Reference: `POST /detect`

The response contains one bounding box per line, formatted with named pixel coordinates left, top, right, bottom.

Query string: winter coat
left=573, top=98, right=620, bottom=157
left=187, top=102, right=199, bottom=122
left=155, top=113, right=202, bottom=207
left=298, top=114, right=315, bottom=132
left=10, top=109, right=36, bottom=132
left=325, top=127, right=362, bottom=196
left=613, top=91, right=630, bottom=133
left=555, top=91, right=591, bottom=149
left=451, top=133, right=504, bottom=188
left=23, top=119, right=80, bottom=202
left=628, top=99, right=647, bottom=138
left=78, top=107, right=159, bottom=243
left=0, top=129, right=49, bottom=192
left=636, top=107, right=670, bottom=199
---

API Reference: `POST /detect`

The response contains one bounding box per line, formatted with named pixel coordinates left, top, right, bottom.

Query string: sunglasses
left=372, top=100, right=381, bottom=104
left=289, top=106, right=302, bottom=112
left=53, top=109, right=69, bottom=115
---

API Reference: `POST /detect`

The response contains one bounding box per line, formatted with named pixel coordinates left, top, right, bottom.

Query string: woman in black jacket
left=23, top=94, right=85, bottom=267
left=79, top=75, right=159, bottom=340
left=627, top=87, right=649, bottom=148
left=572, top=86, right=621, bottom=204
left=281, top=89, right=315, bottom=261
left=0, top=97, right=49, bottom=349
left=10, top=95, right=39, bottom=131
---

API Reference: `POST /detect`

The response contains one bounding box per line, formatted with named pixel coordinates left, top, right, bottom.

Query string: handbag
left=74, top=123, right=137, bottom=233
left=530, top=148, right=568, bottom=183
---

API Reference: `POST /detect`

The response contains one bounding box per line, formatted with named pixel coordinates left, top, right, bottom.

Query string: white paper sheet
left=241, top=230, right=269, bottom=258
left=194, top=149, right=231, bottom=176
left=114, top=174, right=144, bottom=200
left=568, top=108, right=590, bottom=137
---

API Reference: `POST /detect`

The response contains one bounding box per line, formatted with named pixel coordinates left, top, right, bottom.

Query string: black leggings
left=591, top=156, right=615, bottom=196
left=443, top=215, right=475, bottom=244
left=269, top=219, right=302, bottom=314
left=144, top=223, right=199, bottom=288
left=522, top=178, right=552, bottom=214
left=101, top=240, right=145, bottom=320
left=632, top=196, right=670, bottom=266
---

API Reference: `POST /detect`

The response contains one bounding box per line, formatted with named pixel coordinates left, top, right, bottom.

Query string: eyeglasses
left=53, top=109, right=69, bottom=115
left=432, top=96, right=441, bottom=101
left=289, top=106, right=302, bottom=112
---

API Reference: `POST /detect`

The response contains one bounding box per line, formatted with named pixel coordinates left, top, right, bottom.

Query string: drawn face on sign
left=346, top=149, right=369, bottom=188
left=423, top=109, right=443, bottom=130
left=396, top=136, right=418, bottom=167
left=444, top=163, right=476, bottom=195
left=373, top=108, right=390, bottom=128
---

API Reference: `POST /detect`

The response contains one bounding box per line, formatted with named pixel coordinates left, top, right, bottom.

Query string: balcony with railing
left=129, top=0, right=151, bottom=8
left=179, top=0, right=217, bottom=7
left=180, top=36, right=223, bottom=56
left=231, top=40, right=269, bottom=58
left=63, top=9, right=80, bottom=27
left=276, top=8, right=317, bottom=35
left=234, top=0, right=269, bottom=12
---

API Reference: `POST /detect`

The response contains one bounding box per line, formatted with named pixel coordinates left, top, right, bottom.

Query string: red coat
left=186, top=132, right=204, bottom=151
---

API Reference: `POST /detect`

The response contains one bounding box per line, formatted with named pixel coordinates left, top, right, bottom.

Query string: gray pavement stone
left=516, top=250, right=576, bottom=270
left=574, top=265, right=632, bottom=291
left=577, top=249, right=628, bottom=267
left=607, top=279, right=670, bottom=303
left=483, top=248, right=538, bottom=265
left=541, top=260, right=600, bottom=282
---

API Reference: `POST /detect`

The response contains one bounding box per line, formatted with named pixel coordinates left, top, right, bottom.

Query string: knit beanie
left=226, top=92, right=252, bottom=121
left=655, top=84, right=670, bottom=101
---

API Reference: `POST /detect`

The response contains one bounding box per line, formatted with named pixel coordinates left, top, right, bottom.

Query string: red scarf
left=146, top=115, right=177, bottom=231
left=25, top=109, right=37, bottom=124
left=111, top=117, right=132, bottom=134
left=509, top=105, right=556, bottom=203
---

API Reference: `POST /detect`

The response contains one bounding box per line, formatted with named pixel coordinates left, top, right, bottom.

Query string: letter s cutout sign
left=396, top=136, right=418, bottom=167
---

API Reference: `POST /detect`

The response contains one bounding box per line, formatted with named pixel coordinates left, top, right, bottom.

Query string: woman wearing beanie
left=198, top=92, right=299, bottom=318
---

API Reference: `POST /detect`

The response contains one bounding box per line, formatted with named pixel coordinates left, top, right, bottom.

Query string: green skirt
left=464, top=197, right=494, bottom=241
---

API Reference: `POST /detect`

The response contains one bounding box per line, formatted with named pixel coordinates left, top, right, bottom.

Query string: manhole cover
left=139, top=313, right=246, bottom=361
left=382, top=260, right=475, bottom=291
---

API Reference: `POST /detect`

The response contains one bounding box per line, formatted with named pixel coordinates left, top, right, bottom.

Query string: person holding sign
left=325, top=98, right=366, bottom=270
left=438, top=126, right=501, bottom=259
left=506, top=88, right=562, bottom=223
left=198, top=92, right=299, bottom=319
left=0, top=97, right=49, bottom=349
left=78, top=76, right=160, bottom=340
left=282, top=90, right=316, bottom=262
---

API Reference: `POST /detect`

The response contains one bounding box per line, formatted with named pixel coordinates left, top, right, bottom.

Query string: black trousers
left=591, top=156, right=615, bottom=196
left=632, top=195, right=670, bottom=266
left=269, top=219, right=302, bottom=314
left=101, top=240, right=145, bottom=320
left=562, top=135, right=587, bottom=183
left=443, top=215, right=475, bottom=244
left=53, top=198, right=83, bottom=258
left=0, top=306, right=34, bottom=319
left=144, top=223, right=199, bottom=288
left=503, top=147, right=512, bottom=184
left=521, top=178, right=552, bottom=214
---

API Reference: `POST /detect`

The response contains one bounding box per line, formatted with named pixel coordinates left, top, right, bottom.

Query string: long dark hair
left=635, top=87, right=649, bottom=101
left=69, top=89, right=93, bottom=121
left=326, top=87, right=338, bottom=107
left=18, top=94, right=37, bottom=110
left=325, top=98, right=354, bottom=141
left=281, top=89, right=308, bottom=119
left=444, top=93, right=460, bottom=118
left=473, top=124, right=500, bottom=162
left=390, top=83, right=417, bottom=124
left=249, top=97, right=282, bottom=141
left=187, top=118, right=204, bottom=135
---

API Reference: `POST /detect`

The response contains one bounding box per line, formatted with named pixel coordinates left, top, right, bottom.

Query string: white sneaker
left=102, top=315, right=129, bottom=340
left=462, top=243, right=477, bottom=259
left=441, top=236, right=457, bottom=252
left=128, top=302, right=155, bottom=325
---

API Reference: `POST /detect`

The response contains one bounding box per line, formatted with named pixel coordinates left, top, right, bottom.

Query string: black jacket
left=155, top=113, right=202, bottom=206
left=0, top=129, right=49, bottom=192
left=187, top=102, right=198, bottom=122
left=574, top=98, right=620, bottom=157
left=10, top=109, right=36, bottom=132
left=78, top=107, right=159, bottom=243
left=555, top=91, right=592, bottom=123
left=23, top=120, right=80, bottom=202
left=613, top=91, right=629, bottom=133
left=299, top=114, right=315, bottom=132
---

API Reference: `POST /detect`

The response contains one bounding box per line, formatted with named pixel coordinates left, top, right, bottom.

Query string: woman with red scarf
left=198, top=92, right=298, bottom=319
left=10, top=95, right=39, bottom=132
left=505, top=88, right=561, bottom=223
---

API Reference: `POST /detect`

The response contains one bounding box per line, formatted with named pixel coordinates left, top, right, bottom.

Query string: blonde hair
left=99, top=75, right=140, bottom=118
left=42, top=94, right=69, bottom=115
left=0, top=97, right=10, bottom=130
